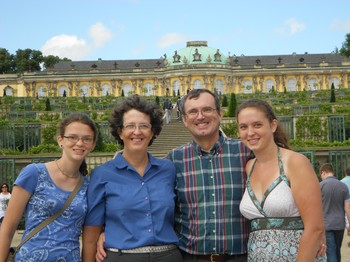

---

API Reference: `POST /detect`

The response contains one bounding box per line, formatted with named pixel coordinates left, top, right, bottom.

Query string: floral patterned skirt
left=247, top=229, right=326, bottom=262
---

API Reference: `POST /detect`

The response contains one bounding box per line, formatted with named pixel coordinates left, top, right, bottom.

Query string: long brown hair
left=237, top=99, right=291, bottom=149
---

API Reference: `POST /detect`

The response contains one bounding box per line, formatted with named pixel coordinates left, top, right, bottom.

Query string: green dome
left=164, top=41, right=228, bottom=66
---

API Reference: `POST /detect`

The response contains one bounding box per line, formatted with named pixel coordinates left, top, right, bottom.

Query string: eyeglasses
left=1, top=186, right=7, bottom=188
left=185, top=107, right=218, bottom=118
left=63, top=135, right=94, bottom=144
left=123, top=123, right=152, bottom=132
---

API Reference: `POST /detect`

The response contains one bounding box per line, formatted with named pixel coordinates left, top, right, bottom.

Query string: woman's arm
left=0, top=186, right=30, bottom=262
left=82, top=225, right=103, bottom=262
left=287, top=152, right=325, bottom=261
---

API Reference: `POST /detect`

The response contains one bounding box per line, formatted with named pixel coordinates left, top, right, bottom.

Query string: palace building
left=1, top=41, right=350, bottom=97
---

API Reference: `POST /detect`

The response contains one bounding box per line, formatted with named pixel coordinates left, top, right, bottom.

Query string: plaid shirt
left=166, top=132, right=251, bottom=255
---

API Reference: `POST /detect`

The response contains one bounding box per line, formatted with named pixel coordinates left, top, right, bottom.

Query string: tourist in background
left=163, top=98, right=173, bottom=124
left=0, top=112, right=97, bottom=261
left=320, top=163, right=350, bottom=262
left=0, top=183, right=11, bottom=225
left=237, top=99, right=326, bottom=261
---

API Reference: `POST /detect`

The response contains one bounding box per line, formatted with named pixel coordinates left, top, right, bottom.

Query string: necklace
left=55, top=159, right=80, bottom=178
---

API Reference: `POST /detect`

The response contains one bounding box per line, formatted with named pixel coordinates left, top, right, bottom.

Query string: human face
left=1, top=185, right=8, bottom=192
left=119, top=109, right=153, bottom=153
left=58, top=122, right=96, bottom=160
left=237, top=107, right=277, bottom=151
left=182, top=92, right=221, bottom=143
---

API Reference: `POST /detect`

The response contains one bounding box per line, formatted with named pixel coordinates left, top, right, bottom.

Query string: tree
left=121, top=90, right=125, bottom=97
left=45, top=97, right=51, bottom=111
left=338, top=33, right=350, bottom=58
left=0, top=48, right=14, bottom=73
left=63, top=90, right=67, bottom=97
left=13, top=49, right=43, bottom=72
left=155, top=96, right=160, bottom=105
left=222, top=95, right=228, bottom=107
left=227, top=93, right=237, bottom=117
left=330, top=82, right=336, bottom=103
left=43, top=55, right=61, bottom=70
left=3, top=89, right=6, bottom=97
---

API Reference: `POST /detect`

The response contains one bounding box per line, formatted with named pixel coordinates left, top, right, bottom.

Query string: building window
left=123, top=84, right=132, bottom=96
left=244, top=80, right=253, bottom=94
left=331, top=77, right=339, bottom=89
left=144, top=82, right=153, bottom=96
left=308, top=78, right=318, bottom=91
left=172, top=80, right=180, bottom=96
left=80, top=85, right=89, bottom=97
left=265, top=79, right=274, bottom=93
left=38, top=86, right=47, bottom=97
left=58, top=85, right=68, bottom=96
left=287, top=79, right=296, bottom=92
left=216, top=79, right=224, bottom=94
left=193, top=79, right=202, bottom=89
left=101, top=84, right=111, bottom=96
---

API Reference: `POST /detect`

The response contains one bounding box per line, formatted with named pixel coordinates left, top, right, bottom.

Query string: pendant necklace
left=55, top=159, right=80, bottom=178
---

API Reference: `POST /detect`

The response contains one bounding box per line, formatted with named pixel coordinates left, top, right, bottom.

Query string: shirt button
left=145, top=196, right=148, bottom=200
left=141, top=182, right=145, bottom=186
left=148, top=229, right=152, bottom=232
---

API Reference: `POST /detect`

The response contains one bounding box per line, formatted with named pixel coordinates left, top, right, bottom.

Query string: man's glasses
left=185, top=107, right=218, bottom=119
left=63, top=135, right=94, bottom=144
left=123, top=123, right=152, bottom=132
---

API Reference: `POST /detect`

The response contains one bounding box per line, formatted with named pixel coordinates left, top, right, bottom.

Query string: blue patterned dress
left=14, top=163, right=88, bottom=262
left=240, top=148, right=326, bottom=261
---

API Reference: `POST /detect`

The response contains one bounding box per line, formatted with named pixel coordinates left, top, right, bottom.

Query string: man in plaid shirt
left=167, top=89, right=251, bottom=262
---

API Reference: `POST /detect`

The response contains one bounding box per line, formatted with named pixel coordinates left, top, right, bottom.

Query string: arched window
left=308, top=78, right=318, bottom=91
left=58, top=85, right=68, bottom=96
left=38, top=86, right=47, bottom=97
left=80, top=85, right=89, bottom=97
left=265, top=79, right=274, bottom=93
left=123, top=84, right=132, bottom=96
left=244, top=80, right=253, bottom=94
left=4, top=86, right=13, bottom=96
left=172, top=80, right=180, bottom=96
left=193, top=79, right=202, bottom=89
left=216, top=79, right=224, bottom=95
left=287, top=79, right=296, bottom=92
left=144, top=82, right=153, bottom=96
left=331, top=77, right=340, bottom=89
left=102, top=84, right=111, bottom=96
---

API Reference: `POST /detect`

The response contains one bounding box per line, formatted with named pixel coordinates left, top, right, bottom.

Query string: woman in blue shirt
left=83, top=95, right=182, bottom=262
left=0, top=112, right=98, bottom=261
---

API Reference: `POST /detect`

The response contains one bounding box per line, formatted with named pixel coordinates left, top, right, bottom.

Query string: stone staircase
left=148, top=110, right=192, bottom=158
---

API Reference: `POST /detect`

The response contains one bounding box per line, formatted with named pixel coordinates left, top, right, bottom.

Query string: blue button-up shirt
left=85, top=152, right=179, bottom=249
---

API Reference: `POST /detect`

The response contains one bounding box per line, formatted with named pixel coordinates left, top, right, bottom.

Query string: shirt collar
left=191, top=130, right=225, bottom=156
left=113, top=151, right=161, bottom=170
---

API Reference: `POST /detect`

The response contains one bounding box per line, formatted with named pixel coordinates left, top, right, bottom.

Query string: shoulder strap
left=15, top=176, right=84, bottom=252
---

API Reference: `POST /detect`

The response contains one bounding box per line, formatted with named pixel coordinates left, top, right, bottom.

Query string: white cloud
left=89, top=22, right=113, bottom=47
left=41, top=34, right=90, bottom=60
left=41, top=23, right=113, bottom=60
left=330, top=19, right=350, bottom=31
left=275, top=18, right=305, bottom=36
left=157, top=33, right=188, bottom=48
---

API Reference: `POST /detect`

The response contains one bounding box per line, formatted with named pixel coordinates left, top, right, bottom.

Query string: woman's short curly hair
left=109, top=95, right=163, bottom=146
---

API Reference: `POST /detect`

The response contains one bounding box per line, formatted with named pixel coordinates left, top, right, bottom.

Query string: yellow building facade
left=1, top=41, right=350, bottom=98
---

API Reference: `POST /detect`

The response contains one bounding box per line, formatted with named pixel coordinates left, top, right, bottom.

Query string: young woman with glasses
left=0, top=112, right=98, bottom=261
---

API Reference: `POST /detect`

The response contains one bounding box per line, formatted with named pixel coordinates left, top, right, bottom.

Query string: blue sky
left=1, top=0, right=350, bottom=61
